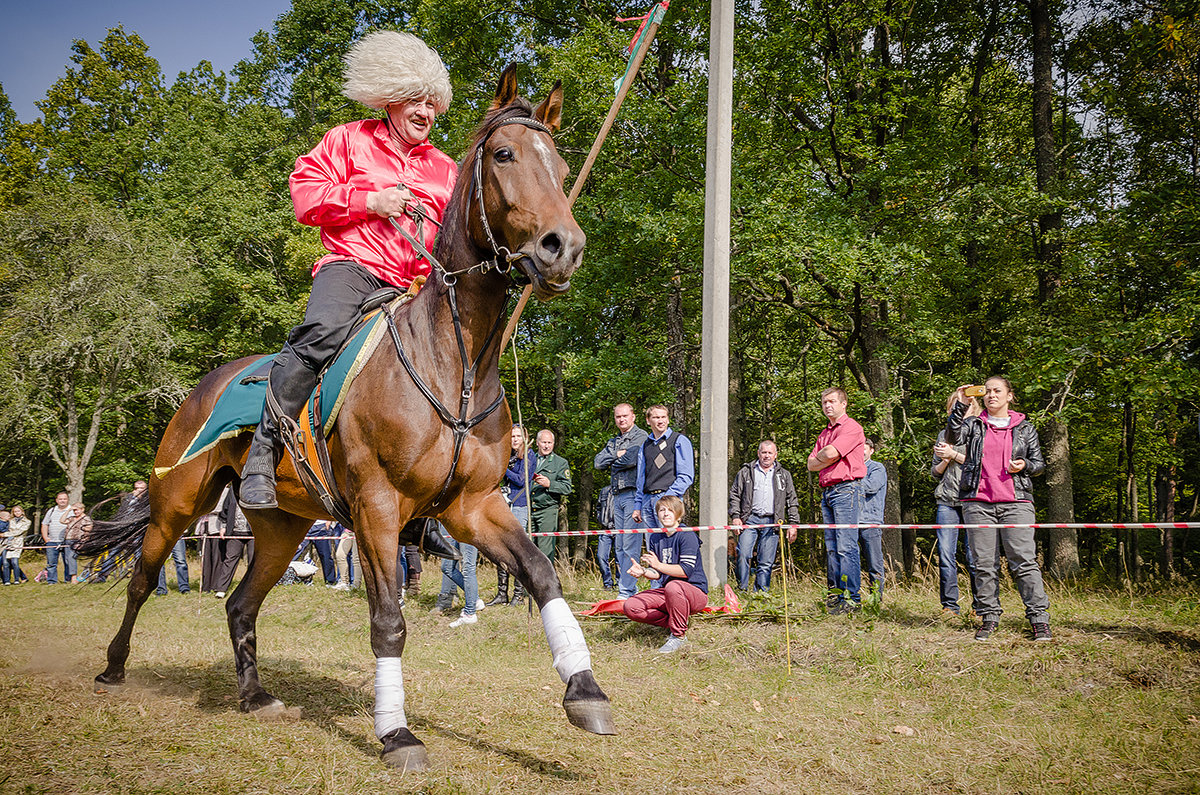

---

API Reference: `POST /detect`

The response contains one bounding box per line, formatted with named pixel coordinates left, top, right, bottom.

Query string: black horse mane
left=433, top=97, right=538, bottom=270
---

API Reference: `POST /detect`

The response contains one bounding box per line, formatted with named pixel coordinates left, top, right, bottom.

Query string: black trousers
left=286, top=260, right=390, bottom=374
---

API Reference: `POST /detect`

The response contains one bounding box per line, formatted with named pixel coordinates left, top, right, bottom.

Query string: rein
left=386, top=114, right=553, bottom=510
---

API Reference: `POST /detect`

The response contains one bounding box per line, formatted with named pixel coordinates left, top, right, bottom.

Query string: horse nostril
left=540, top=233, right=562, bottom=256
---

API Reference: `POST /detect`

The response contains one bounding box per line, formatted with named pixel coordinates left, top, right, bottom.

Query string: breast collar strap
left=383, top=114, right=550, bottom=510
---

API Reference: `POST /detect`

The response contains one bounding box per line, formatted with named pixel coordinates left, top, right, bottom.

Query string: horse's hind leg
left=224, top=511, right=311, bottom=715
left=95, top=514, right=190, bottom=693
left=446, top=493, right=615, bottom=736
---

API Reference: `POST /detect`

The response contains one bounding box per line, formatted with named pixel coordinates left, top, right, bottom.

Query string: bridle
left=384, top=113, right=555, bottom=509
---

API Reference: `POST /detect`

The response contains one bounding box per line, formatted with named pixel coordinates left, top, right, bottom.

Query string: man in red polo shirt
left=807, top=387, right=866, bottom=613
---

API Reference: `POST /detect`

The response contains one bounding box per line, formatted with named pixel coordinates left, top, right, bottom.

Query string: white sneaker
left=475, top=598, right=486, bottom=612
left=215, top=591, right=226, bottom=599
left=329, top=582, right=350, bottom=591
left=449, top=612, right=478, bottom=628
left=656, top=635, right=687, bottom=654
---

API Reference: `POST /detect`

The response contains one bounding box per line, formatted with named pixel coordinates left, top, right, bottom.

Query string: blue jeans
left=1, top=556, right=18, bottom=584
left=614, top=490, right=645, bottom=598
left=858, top=526, right=884, bottom=598
left=156, top=538, right=190, bottom=593
left=294, top=524, right=338, bottom=584
left=45, top=540, right=77, bottom=584
left=935, top=504, right=977, bottom=611
left=596, top=532, right=616, bottom=588
left=735, top=513, right=780, bottom=591
left=821, top=481, right=861, bottom=603
left=439, top=532, right=479, bottom=615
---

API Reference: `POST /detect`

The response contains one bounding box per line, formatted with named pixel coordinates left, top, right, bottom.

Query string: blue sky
left=0, top=0, right=292, bottom=122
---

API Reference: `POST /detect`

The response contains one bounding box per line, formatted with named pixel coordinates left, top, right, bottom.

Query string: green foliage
left=0, top=185, right=199, bottom=500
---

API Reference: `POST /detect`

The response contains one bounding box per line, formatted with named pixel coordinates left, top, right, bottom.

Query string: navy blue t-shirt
left=648, top=529, right=708, bottom=594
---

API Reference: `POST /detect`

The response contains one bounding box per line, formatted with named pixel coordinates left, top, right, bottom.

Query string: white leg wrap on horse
left=541, top=597, right=592, bottom=683
left=373, top=657, right=406, bottom=740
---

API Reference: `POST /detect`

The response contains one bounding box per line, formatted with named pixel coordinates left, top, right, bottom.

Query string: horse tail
left=73, top=501, right=151, bottom=564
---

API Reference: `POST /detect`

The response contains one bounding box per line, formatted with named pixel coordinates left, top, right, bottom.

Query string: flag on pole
left=613, top=1, right=670, bottom=94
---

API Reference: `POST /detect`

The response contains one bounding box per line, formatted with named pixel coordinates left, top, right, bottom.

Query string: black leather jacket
left=946, top=401, right=1045, bottom=503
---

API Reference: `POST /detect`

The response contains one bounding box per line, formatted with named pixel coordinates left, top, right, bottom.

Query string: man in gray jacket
left=593, top=403, right=648, bottom=598
left=728, top=440, right=801, bottom=592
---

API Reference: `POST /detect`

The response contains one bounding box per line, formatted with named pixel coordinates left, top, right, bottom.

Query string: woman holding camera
left=947, top=377, right=1051, bottom=642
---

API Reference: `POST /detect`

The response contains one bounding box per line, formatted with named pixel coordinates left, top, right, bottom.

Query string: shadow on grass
left=1061, top=622, right=1200, bottom=653
left=410, top=716, right=589, bottom=782
left=120, top=657, right=592, bottom=779
left=123, top=657, right=378, bottom=758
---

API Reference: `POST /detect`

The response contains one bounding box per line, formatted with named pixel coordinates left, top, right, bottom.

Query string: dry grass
left=1, top=560, right=1198, bottom=794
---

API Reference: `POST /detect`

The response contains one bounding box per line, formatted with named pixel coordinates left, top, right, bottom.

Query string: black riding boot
left=485, top=569, right=509, bottom=607
left=398, top=518, right=461, bottom=561
left=508, top=578, right=526, bottom=606
left=240, top=347, right=319, bottom=510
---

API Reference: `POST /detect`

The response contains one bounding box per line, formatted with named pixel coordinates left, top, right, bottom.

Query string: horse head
left=465, top=65, right=584, bottom=300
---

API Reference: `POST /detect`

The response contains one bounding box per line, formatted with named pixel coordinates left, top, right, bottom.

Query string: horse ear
left=533, top=80, right=563, bottom=133
left=492, top=64, right=520, bottom=110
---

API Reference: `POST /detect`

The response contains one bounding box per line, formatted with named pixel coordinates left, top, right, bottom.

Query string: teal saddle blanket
left=160, top=310, right=391, bottom=475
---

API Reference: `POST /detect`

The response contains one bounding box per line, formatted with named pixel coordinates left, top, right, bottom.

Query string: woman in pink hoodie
left=947, top=377, right=1050, bottom=643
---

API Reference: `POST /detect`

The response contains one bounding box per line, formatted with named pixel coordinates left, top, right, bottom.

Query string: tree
left=0, top=186, right=198, bottom=501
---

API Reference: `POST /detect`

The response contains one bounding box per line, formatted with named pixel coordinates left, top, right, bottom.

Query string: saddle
left=154, top=279, right=424, bottom=528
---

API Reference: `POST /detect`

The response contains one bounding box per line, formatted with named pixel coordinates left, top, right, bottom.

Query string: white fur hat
left=342, top=31, right=452, bottom=113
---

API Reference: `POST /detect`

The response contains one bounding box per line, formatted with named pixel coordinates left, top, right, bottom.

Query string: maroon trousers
left=623, top=579, right=708, bottom=637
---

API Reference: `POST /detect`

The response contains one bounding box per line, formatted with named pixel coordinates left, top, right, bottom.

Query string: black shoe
left=239, top=472, right=278, bottom=510
left=399, top=518, right=461, bottom=561
left=1031, top=622, right=1053, bottom=642
left=508, top=581, right=526, bottom=606
left=975, top=620, right=999, bottom=641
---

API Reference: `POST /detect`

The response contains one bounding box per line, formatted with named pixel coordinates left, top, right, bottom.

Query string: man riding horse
left=239, top=31, right=459, bottom=559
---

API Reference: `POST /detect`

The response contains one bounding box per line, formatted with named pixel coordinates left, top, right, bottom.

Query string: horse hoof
left=380, top=728, right=429, bottom=772
left=94, top=673, right=124, bottom=695
left=241, top=693, right=296, bottom=720
left=563, top=699, right=616, bottom=735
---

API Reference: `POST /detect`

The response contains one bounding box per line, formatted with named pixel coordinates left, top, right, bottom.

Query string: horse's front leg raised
left=447, top=493, right=615, bottom=736
left=354, top=506, right=427, bottom=772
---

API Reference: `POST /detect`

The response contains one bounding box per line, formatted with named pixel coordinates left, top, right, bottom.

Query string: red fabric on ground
left=577, top=583, right=742, bottom=616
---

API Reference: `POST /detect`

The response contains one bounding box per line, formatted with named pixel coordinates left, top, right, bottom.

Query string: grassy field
left=1, top=561, right=1198, bottom=795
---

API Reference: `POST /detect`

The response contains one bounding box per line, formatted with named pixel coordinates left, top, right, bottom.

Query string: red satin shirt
left=289, top=119, right=458, bottom=288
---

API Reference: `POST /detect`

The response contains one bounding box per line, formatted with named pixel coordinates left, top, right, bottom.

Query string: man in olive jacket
left=531, top=429, right=573, bottom=562
left=728, top=440, right=801, bottom=591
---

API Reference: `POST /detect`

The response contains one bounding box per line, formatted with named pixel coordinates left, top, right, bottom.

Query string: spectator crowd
left=1, top=376, right=1052, bottom=650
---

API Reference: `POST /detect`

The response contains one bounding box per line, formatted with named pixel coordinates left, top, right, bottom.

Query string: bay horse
left=78, top=66, right=614, bottom=771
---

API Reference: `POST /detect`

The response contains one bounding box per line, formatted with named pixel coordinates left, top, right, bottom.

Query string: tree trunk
left=666, top=269, right=689, bottom=429
left=1123, top=398, right=1140, bottom=580
left=1042, top=416, right=1079, bottom=578
left=1031, top=0, right=1064, bottom=305
left=1157, top=419, right=1177, bottom=580
left=574, top=465, right=593, bottom=567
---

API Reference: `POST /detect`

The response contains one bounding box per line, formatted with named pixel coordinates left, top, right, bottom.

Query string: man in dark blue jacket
left=594, top=403, right=649, bottom=598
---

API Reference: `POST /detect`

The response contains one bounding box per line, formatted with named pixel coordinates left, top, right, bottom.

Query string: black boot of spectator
left=485, top=569, right=509, bottom=607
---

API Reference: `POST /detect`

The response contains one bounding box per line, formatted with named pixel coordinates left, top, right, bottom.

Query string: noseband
left=385, top=112, right=555, bottom=510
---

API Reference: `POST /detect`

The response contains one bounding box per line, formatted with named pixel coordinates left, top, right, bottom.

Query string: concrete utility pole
left=699, top=0, right=734, bottom=588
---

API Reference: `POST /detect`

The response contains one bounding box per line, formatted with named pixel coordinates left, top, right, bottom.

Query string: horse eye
left=494, top=147, right=514, bottom=163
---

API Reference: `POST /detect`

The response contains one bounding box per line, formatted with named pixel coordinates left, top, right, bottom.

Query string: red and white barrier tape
left=526, top=521, right=1200, bottom=538
left=17, top=524, right=1199, bottom=549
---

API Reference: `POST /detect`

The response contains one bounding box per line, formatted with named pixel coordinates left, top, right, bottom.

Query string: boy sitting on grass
left=623, top=495, right=709, bottom=654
